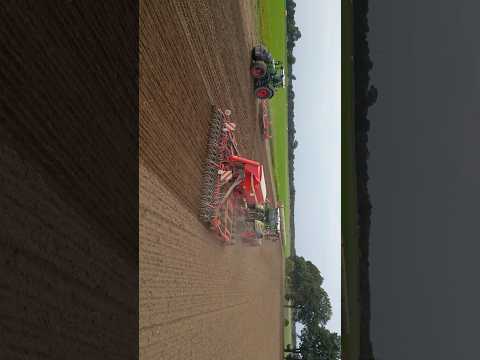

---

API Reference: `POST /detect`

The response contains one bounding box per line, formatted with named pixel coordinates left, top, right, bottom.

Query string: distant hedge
left=353, top=0, right=377, bottom=359
left=285, top=0, right=301, bottom=253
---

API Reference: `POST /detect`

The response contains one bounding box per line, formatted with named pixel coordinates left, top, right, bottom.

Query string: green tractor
left=244, top=202, right=281, bottom=242
left=250, top=44, right=285, bottom=99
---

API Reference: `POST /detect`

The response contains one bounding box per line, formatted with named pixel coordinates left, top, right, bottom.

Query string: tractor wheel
left=255, top=86, right=274, bottom=100
left=250, top=61, right=267, bottom=79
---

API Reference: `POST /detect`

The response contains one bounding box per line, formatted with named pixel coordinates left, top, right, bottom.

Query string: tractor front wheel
left=250, top=61, right=267, bottom=79
left=255, top=86, right=274, bottom=99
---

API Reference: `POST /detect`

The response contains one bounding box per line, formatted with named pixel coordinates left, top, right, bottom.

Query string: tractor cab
left=264, top=203, right=280, bottom=234
left=264, top=204, right=277, bottom=225
left=270, top=60, right=285, bottom=88
left=271, top=64, right=285, bottom=89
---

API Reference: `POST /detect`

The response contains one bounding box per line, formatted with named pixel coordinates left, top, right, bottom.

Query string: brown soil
left=1, top=3, right=139, bottom=359
left=140, top=1, right=283, bottom=360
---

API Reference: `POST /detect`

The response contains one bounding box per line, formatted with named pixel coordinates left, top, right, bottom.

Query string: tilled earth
left=1, top=3, right=139, bottom=359
left=140, top=1, right=283, bottom=360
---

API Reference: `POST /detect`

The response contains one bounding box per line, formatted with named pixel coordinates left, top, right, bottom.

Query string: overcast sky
left=293, top=0, right=341, bottom=334
left=368, top=1, right=480, bottom=358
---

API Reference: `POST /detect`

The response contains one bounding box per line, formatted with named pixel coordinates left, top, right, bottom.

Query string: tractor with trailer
left=199, top=107, right=281, bottom=245
left=250, top=44, right=285, bottom=99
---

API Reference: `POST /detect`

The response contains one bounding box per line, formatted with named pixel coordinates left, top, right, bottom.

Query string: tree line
left=285, top=0, right=301, bottom=252
left=285, top=0, right=377, bottom=358
left=283, top=256, right=341, bottom=360
left=353, top=0, right=376, bottom=359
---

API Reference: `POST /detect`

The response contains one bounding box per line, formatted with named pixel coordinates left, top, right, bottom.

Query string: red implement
left=199, top=107, right=268, bottom=244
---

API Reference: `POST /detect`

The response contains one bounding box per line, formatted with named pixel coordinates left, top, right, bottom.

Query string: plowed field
left=140, top=1, right=283, bottom=360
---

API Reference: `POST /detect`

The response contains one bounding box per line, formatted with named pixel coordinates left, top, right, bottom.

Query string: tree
left=351, top=2, right=377, bottom=359
left=367, top=85, right=378, bottom=107
left=285, top=0, right=301, bottom=250
left=299, top=326, right=341, bottom=360
left=287, top=256, right=332, bottom=326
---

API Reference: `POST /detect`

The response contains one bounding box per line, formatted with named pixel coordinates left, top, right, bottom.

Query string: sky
left=292, top=0, right=341, bottom=334
left=368, top=1, right=480, bottom=358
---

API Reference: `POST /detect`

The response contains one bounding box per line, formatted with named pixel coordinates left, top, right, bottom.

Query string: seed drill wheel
left=255, top=86, right=274, bottom=100
left=250, top=61, right=267, bottom=79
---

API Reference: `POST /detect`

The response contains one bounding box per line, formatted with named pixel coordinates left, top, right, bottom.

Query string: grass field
left=341, top=0, right=360, bottom=359
left=258, top=0, right=291, bottom=257
left=256, top=0, right=294, bottom=352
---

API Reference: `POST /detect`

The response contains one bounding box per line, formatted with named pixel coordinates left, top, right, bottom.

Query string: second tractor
left=250, top=44, right=285, bottom=99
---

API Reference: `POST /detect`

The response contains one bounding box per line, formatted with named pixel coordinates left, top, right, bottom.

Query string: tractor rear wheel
left=250, top=61, right=267, bottom=79
left=255, top=86, right=274, bottom=99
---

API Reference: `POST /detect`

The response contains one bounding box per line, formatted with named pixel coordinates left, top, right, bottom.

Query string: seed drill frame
left=199, top=107, right=268, bottom=244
